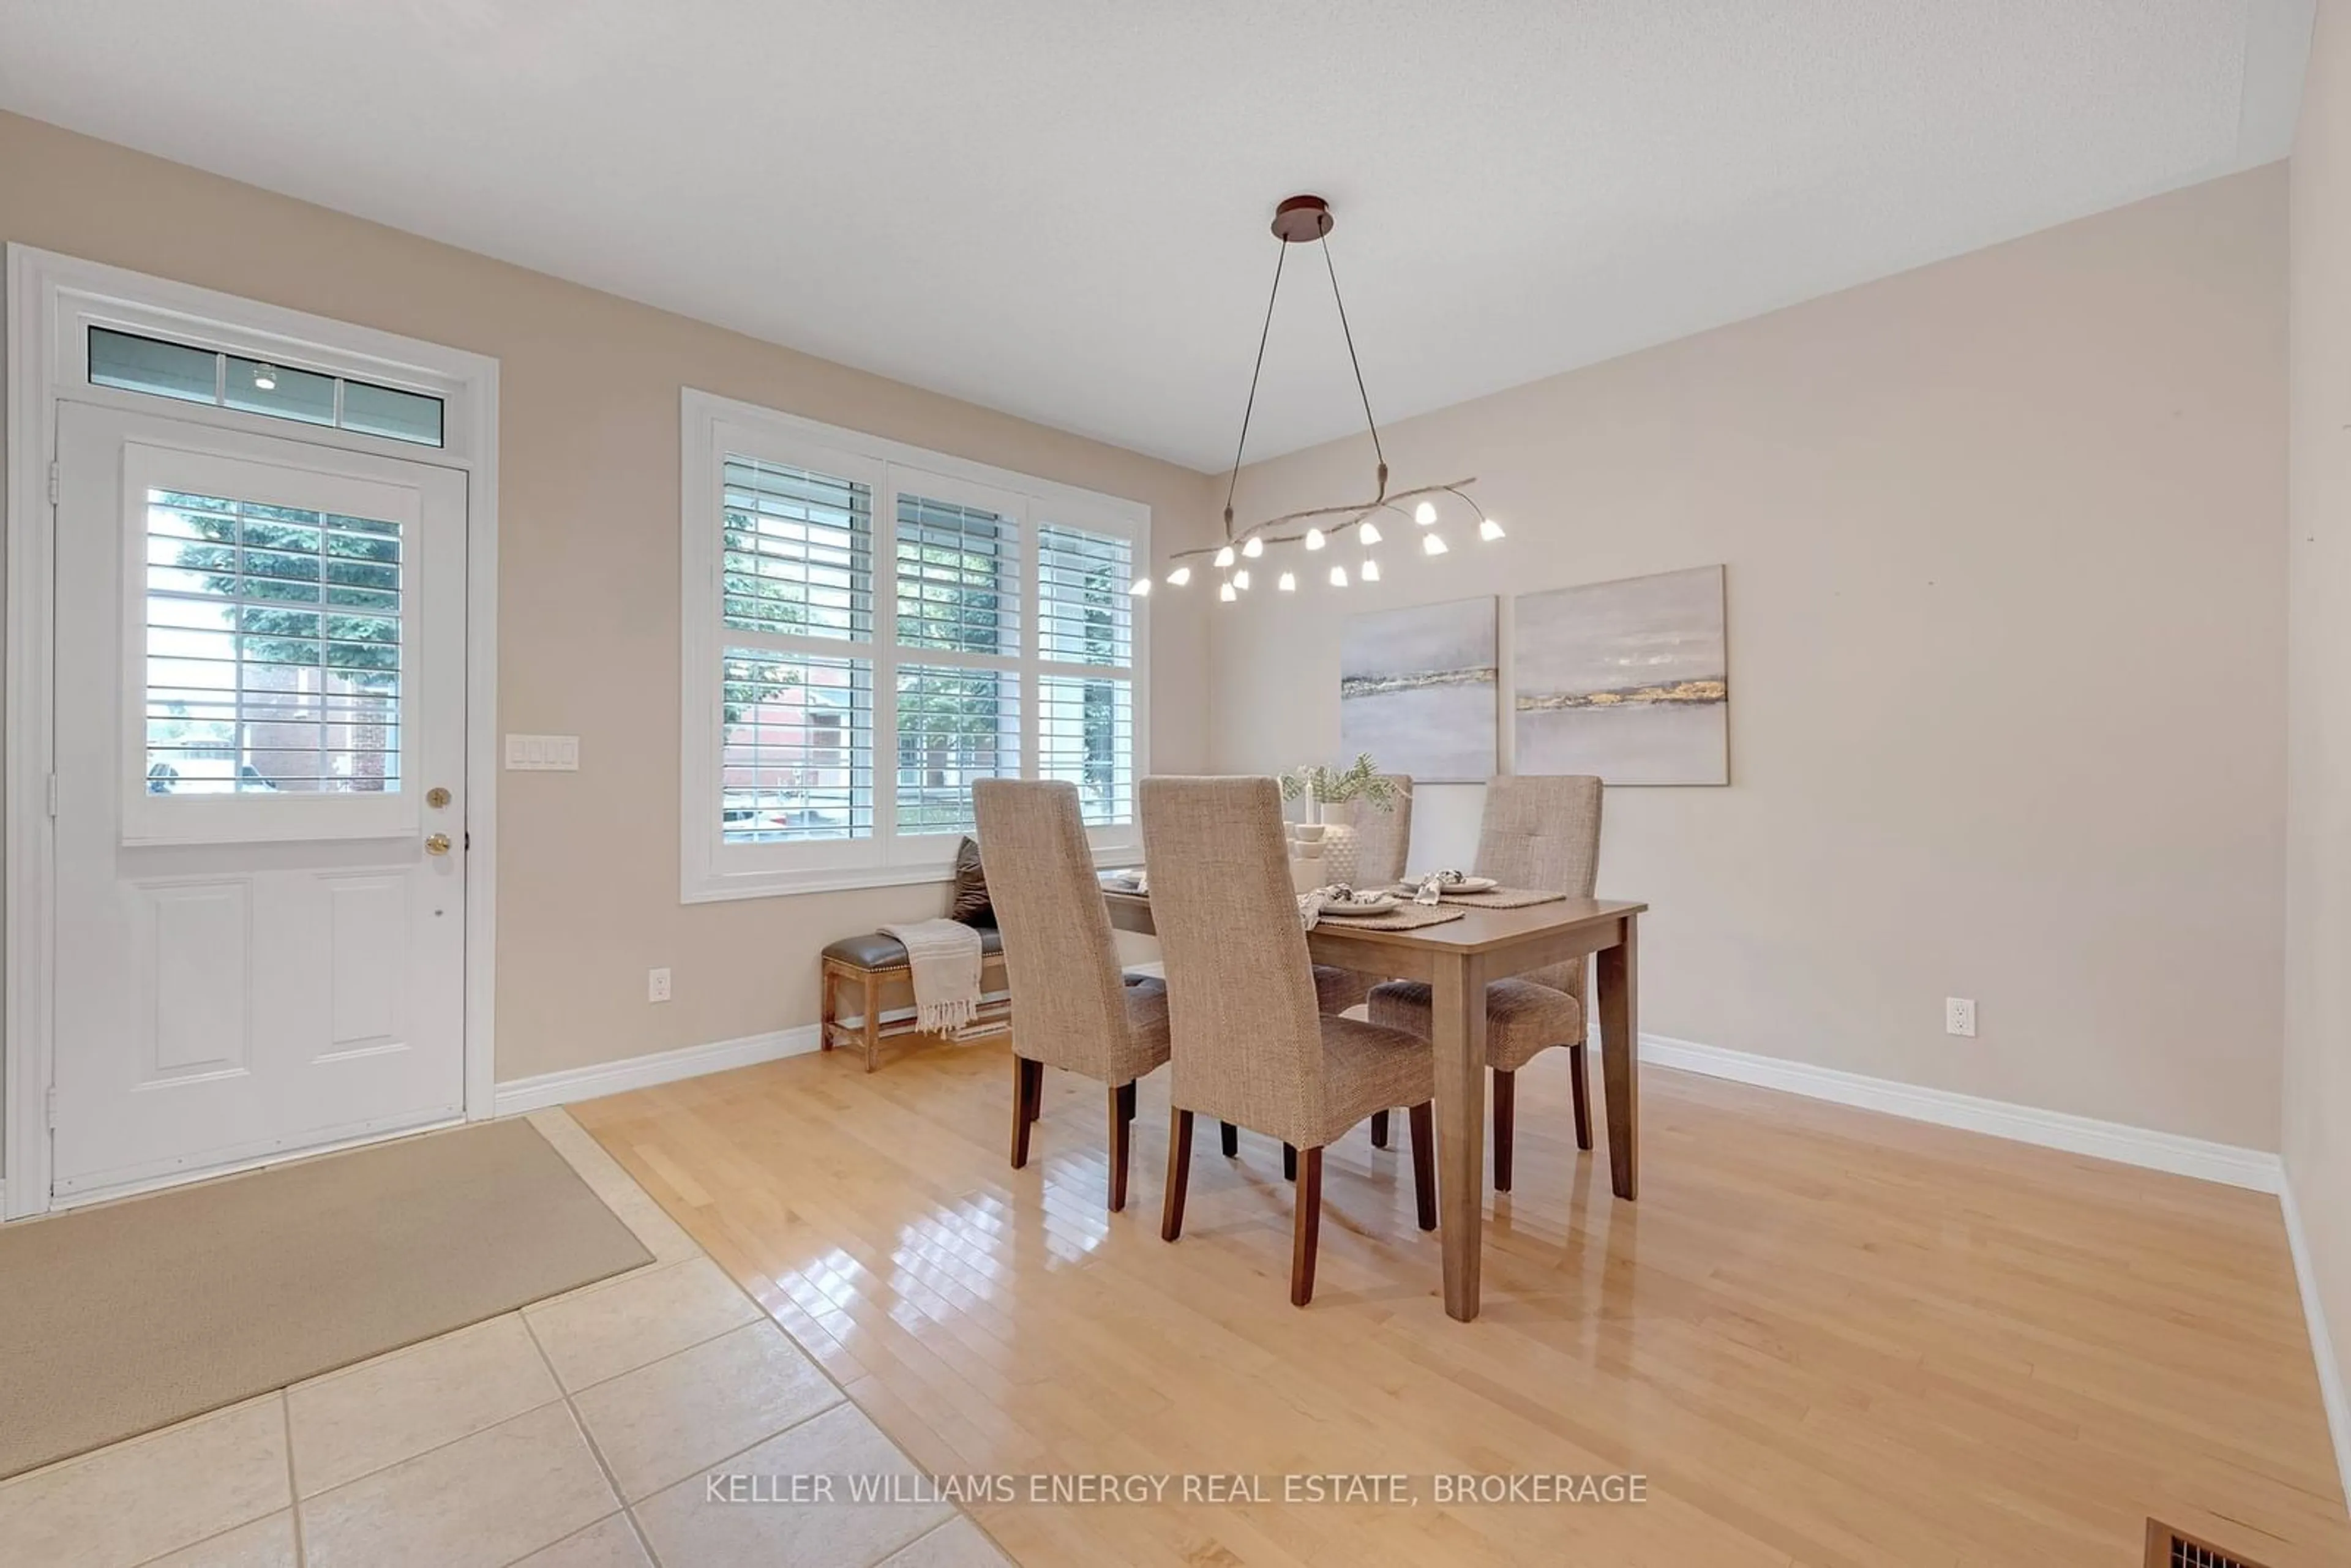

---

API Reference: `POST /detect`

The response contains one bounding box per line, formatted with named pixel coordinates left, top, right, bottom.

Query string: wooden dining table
left=1101, top=884, right=1647, bottom=1322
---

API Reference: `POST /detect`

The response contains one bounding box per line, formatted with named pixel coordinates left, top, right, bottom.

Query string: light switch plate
left=504, top=733, right=580, bottom=771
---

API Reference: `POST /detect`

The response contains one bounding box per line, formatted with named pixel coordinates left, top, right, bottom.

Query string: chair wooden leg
left=1010, top=1056, right=1042, bottom=1168
left=1570, top=1041, right=1593, bottom=1151
left=1370, top=1109, right=1390, bottom=1149
left=1220, top=1120, right=1239, bottom=1158
left=1493, top=1068, right=1516, bottom=1192
left=862, top=975, right=882, bottom=1073
left=1290, top=1147, right=1324, bottom=1307
left=1408, top=1102, right=1436, bottom=1231
left=1282, top=1142, right=1297, bottom=1182
left=1161, top=1109, right=1194, bottom=1241
left=819, top=966, right=838, bottom=1052
left=1107, top=1082, right=1134, bottom=1212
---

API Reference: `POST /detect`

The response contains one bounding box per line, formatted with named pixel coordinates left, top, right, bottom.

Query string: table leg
left=1596, top=913, right=1640, bottom=1201
left=1432, top=950, right=1488, bottom=1321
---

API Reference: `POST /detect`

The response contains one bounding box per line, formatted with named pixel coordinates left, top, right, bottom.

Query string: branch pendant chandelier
left=1133, top=194, right=1502, bottom=604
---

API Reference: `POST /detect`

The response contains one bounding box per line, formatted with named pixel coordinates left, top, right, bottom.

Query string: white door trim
left=4, top=245, right=501, bottom=1220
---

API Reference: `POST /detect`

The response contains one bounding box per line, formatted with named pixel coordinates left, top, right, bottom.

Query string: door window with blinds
left=681, top=393, right=1149, bottom=899
left=118, top=441, right=423, bottom=844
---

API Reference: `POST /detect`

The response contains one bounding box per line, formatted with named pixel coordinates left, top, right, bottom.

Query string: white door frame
left=4, top=246, right=501, bottom=1219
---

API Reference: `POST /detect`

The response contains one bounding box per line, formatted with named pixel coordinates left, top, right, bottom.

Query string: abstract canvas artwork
left=1338, top=596, right=1498, bottom=783
left=1512, top=565, right=1728, bottom=785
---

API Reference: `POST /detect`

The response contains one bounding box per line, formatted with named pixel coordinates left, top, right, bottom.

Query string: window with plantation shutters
left=682, top=393, right=1148, bottom=900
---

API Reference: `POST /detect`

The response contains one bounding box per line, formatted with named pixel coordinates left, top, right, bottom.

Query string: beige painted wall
left=1212, top=167, right=2290, bottom=1150
left=0, top=110, right=1218, bottom=1091
left=2285, top=1, right=2351, bottom=1485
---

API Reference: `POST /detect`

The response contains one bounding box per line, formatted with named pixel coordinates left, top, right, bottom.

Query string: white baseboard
left=493, top=1024, right=823, bottom=1117
left=2282, top=1176, right=2351, bottom=1518
left=1640, top=1032, right=2284, bottom=1193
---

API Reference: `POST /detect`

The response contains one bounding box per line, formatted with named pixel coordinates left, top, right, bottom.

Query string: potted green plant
left=1279, top=754, right=1405, bottom=886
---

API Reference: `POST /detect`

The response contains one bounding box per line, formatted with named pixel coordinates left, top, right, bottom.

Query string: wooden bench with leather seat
left=819, top=928, right=1013, bottom=1072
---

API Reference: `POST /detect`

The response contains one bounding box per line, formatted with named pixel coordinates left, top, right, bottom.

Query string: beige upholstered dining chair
left=1316, top=776, right=1414, bottom=1148
left=1369, top=775, right=1601, bottom=1191
left=1213, top=778, right=1416, bottom=1173
left=973, top=779, right=1171, bottom=1212
left=1141, top=776, right=1436, bottom=1306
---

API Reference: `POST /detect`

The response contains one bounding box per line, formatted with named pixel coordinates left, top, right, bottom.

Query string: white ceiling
left=0, top=2, right=2314, bottom=471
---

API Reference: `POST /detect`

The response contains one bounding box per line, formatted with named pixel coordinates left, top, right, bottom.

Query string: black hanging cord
left=1319, top=233, right=1386, bottom=484
left=1221, top=240, right=1289, bottom=531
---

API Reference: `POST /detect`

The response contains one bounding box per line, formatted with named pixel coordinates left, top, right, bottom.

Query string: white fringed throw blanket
left=877, top=918, right=984, bottom=1037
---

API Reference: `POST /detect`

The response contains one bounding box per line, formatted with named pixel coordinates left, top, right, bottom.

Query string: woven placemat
left=1314, top=903, right=1466, bottom=932
left=1387, top=884, right=1567, bottom=910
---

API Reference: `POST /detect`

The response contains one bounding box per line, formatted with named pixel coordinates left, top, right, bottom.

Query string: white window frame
left=680, top=389, right=1150, bottom=902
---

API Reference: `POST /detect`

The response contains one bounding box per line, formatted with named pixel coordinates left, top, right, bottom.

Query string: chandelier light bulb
left=1129, top=575, right=1152, bottom=596
left=1219, top=580, right=1237, bottom=603
left=1328, top=565, right=1348, bottom=587
left=1361, top=558, right=1381, bottom=582
left=1167, top=565, right=1193, bottom=586
left=1213, top=544, right=1236, bottom=568
left=1234, top=569, right=1251, bottom=590
left=1304, top=527, right=1325, bottom=551
left=1241, top=535, right=1264, bottom=559
left=1358, top=520, right=1382, bottom=545
left=1277, top=571, right=1297, bottom=593
left=1422, top=533, right=1448, bottom=557
left=1479, top=518, right=1505, bottom=542
left=1414, top=501, right=1438, bottom=526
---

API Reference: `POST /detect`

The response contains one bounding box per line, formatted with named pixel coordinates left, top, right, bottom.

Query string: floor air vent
left=2145, top=1519, right=2270, bottom=1568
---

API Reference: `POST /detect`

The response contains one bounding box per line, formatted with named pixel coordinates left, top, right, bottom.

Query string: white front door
left=49, top=402, right=469, bottom=1201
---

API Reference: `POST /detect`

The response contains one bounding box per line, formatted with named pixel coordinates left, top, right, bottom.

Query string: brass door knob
left=424, top=833, right=452, bottom=856
left=426, top=786, right=451, bottom=809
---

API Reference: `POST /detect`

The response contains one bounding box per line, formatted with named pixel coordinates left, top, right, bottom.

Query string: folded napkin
left=876, top=918, right=984, bottom=1037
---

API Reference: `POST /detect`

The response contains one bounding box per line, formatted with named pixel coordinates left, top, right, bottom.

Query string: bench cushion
left=823, top=925, right=1003, bottom=970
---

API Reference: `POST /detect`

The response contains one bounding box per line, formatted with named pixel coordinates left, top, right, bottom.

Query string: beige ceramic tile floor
left=0, top=1109, right=1010, bottom=1568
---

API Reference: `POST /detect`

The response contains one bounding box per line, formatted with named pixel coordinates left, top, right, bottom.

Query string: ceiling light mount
left=1270, top=194, right=1335, bottom=244
left=1171, top=193, right=1501, bottom=598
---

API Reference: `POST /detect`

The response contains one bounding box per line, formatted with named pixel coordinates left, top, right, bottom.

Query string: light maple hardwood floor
left=574, top=1040, right=2349, bottom=1567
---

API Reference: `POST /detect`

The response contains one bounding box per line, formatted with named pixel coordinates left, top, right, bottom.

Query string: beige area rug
left=0, top=1117, right=651, bottom=1480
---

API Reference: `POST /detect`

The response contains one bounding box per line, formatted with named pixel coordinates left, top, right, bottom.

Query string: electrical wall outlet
left=647, top=967, right=672, bottom=1003
left=1944, top=997, right=1976, bottom=1038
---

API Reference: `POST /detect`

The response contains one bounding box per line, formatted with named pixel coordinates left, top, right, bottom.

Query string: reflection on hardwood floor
left=574, top=1041, right=2349, bottom=1567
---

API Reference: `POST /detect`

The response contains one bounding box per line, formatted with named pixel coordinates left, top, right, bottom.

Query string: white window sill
left=681, top=838, right=1142, bottom=904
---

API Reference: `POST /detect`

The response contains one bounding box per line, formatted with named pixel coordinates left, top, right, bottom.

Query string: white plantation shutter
left=721, top=456, right=874, bottom=642
left=684, top=394, right=1146, bottom=899
left=1038, top=674, right=1134, bottom=826
left=1037, top=525, right=1133, bottom=668
left=894, top=664, right=1020, bottom=835
left=719, top=650, right=874, bottom=842
left=894, top=493, right=1018, bottom=655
